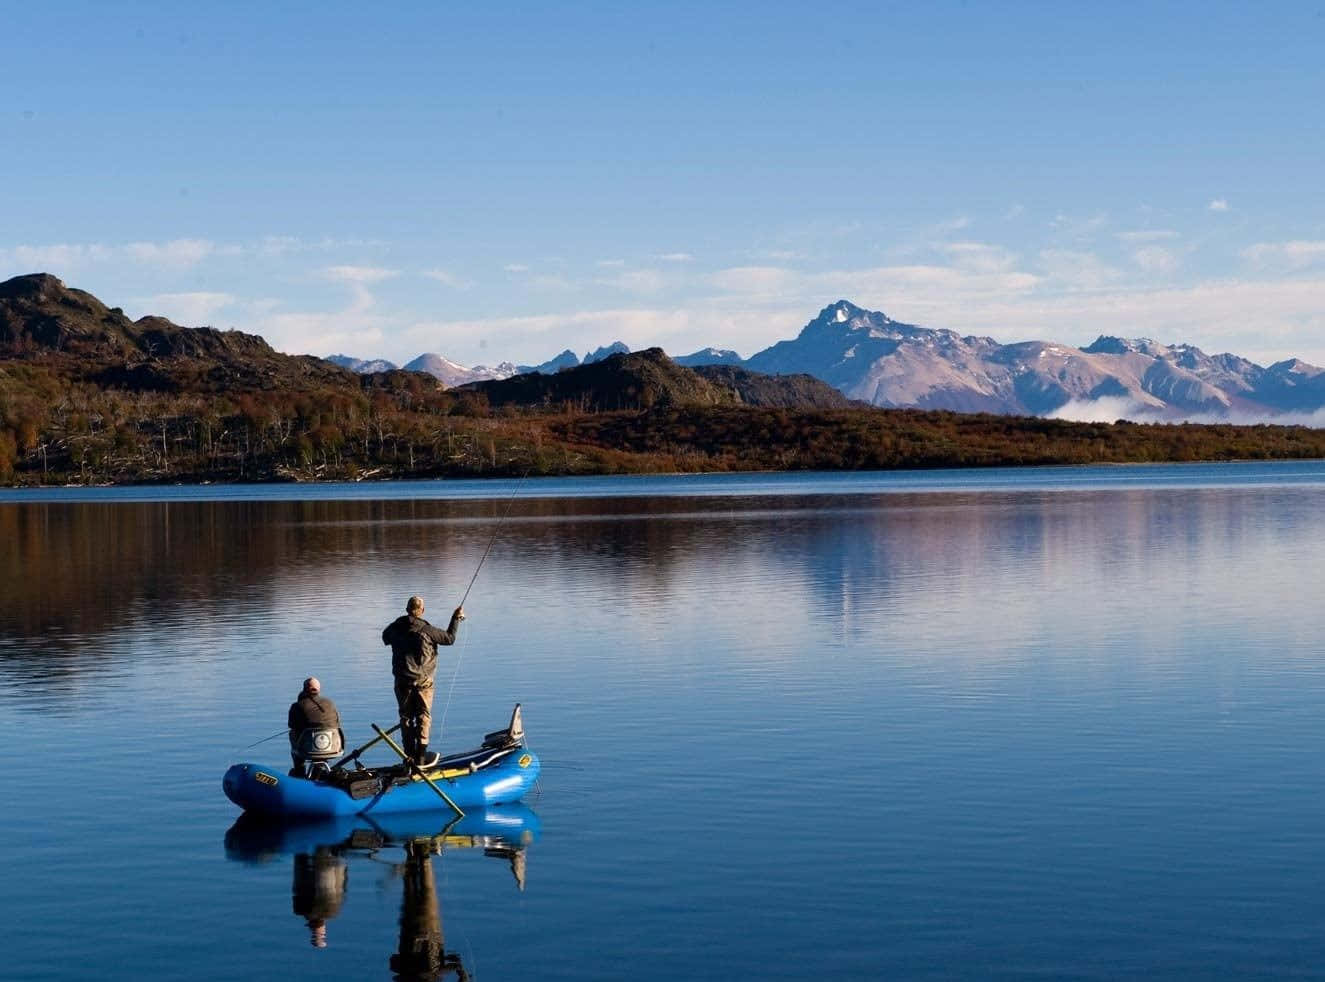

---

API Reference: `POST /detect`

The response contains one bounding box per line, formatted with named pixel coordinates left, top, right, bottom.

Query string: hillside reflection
left=2, top=487, right=1319, bottom=689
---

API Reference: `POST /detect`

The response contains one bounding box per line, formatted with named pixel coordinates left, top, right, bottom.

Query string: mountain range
left=336, top=300, right=1325, bottom=421
left=327, top=342, right=629, bottom=388
left=733, top=301, right=1325, bottom=420
left=460, top=348, right=853, bottom=411
left=7, top=272, right=1325, bottom=486
left=0, top=272, right=847, bottom=415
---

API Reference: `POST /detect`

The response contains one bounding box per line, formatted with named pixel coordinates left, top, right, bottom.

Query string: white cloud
left=138, top=292, right=236, bottom=325
left=256, top=236, right=303, bottom=257
left=1050, top=212, right=1110, bottom=236
left=1118, top=229, right=1179, bottom=242
left=1036, top=249, right=1122, bottom=290
left=1048, top=395, right=1152, bottom=423
left=596, top=259, right=626, bottom=268
left=252, top=289, right=388, bottom=356
left=933, top=215, right=971, bottom=234
left=598, top=268, right=668, bottom=294
left=657, top=252, right=694, bottom=263
left=403, top=308, right=683, bottom=360
left=3, top=242, right=111, bottom=272
left=422, top=268, right=471, bottom=289
left=1049, top=395, right=1325, bottom=428
left=708, top=265, right=799, bottom=297
left=706, top=260, right=1041, bottom=317
left=1132, top=246, right=1179, bottom=275
left=1209, top=198, right=1230, bottom=212
left=245, top=258, right=1325, bottom=373
left=528, top=274, right=575, bottom=291
left=503, top=263, right=530, bottom=273
left=398, top=306, right=802, bottom=365
left=3, top=236, right=391, bottom=276
left=251, top=266, right=400, bottom=354
left=257, top=235, right=385, bottom=256
left=259, top=310, right=386, bottom=357
left=123, top=238, right=220, bottom=268
left=901, top=276, right=1325, bottom=366
left=322, top=265, right=399, bottom=284
left=814, top=265, right=1040, bottom=317
left=941, top=241, right=1019, bottom=274
left=2, top=239, right=219, bottom=274
left=1241, top=240, right=1325, bottom=272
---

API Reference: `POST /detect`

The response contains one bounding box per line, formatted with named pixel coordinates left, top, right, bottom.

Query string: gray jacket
left=288, top=693, right=340, bottom=733
left=382, top=612, right=460, bottom=684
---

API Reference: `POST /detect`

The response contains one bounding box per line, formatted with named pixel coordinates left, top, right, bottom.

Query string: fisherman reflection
left=291, top=843, right=347, bottom=948
left=226, top=809, right=534, bottom=969
left=391, top=837, right=468, bottom=981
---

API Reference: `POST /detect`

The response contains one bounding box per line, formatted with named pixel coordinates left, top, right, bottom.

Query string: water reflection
left=225, top=805, right=537, bottom=976
left=3, top=488, right=1322, bottom=697
left=293, top=844, right=346, bottom=948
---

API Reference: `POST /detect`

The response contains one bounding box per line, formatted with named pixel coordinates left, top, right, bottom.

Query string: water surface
left=3, top=463, right=1324, bottom=980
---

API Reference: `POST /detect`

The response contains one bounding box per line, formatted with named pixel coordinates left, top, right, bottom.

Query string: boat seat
left=482, top=703, right=525, bottom=749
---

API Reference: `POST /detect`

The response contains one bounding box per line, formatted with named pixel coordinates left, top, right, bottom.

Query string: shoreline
left=5, top=458, right=1325, bottom=504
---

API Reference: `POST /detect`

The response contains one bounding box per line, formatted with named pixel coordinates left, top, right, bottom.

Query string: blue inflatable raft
left=223, top=706, right=540, bottom=819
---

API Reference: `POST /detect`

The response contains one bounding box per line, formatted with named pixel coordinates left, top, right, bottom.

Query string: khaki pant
left=394, top=678, right=435, bottom=759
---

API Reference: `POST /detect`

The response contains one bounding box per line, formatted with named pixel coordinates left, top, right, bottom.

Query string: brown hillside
left=0, top=272, right=350, bottom=392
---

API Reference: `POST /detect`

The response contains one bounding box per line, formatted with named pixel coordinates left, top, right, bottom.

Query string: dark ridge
left=458, top=348, right=850, bottom=412
left=460, top=348, right=728, bottom=410
left=0, top=271, right=353, bottom=392
left=690, top=364, right=855, bottom=408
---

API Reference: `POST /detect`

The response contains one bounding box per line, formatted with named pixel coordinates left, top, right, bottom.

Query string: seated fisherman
left=288, top=676, right=344, bottom=776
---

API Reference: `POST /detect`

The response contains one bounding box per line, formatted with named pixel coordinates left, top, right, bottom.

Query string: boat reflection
left=224, top=805, right=539, bottom=976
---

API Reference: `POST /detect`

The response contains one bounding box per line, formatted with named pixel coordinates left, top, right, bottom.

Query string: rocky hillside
left=0, top=272, right=351, bottom=393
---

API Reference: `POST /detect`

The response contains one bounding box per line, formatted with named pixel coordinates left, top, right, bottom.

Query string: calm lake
left=3, top=462, right=1325, bottom=980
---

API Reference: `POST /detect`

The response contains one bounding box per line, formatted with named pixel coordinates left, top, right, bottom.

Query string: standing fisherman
left=382, top=596, right=465, bottom=769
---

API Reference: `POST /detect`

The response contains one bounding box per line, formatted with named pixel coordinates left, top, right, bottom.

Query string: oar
left=331, top=722, right=402, bottom=770
left=371, top=723, right=465, bottom=818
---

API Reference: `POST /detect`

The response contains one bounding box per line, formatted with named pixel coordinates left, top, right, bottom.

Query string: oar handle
left=330, top=721, right=402, bottom=770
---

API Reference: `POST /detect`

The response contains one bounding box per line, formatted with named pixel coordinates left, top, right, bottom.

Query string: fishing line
left=438, top=470, right=531, bottom=743
left=458, top=469, right=532, bottom=609
left=435, top=627, right=468, bottom=746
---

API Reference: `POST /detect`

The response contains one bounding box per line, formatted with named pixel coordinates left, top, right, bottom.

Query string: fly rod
left=243, top=728, right=290, bottom=750
left=438, top=468, right=531, bottom=742
left=458, top=468, right=532, bottom=609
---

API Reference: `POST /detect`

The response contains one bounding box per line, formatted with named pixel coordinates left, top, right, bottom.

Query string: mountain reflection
left=3, top=488, right=1319, bottom=690
left=224, top=805, right=537, bottom=976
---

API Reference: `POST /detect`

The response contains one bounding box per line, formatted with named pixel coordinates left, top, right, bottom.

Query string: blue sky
left=3, top=1, right=1324, bottom=367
